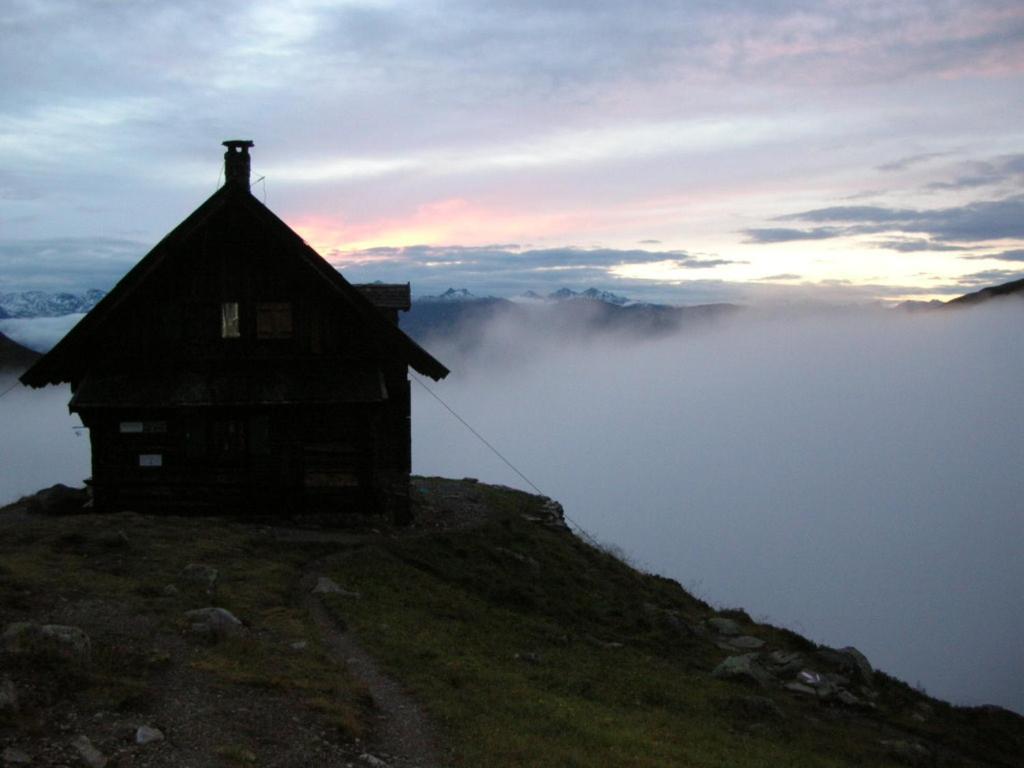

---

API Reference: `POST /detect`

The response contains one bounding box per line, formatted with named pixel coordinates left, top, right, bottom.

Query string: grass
left=321, top=493, right=909, bottom=767
left=3, top=483, right=1021, bottom=767
left=0, top=509, right=367, bottom=740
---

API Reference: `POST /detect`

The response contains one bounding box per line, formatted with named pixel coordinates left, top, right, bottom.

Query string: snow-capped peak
left=418, top=287, right=480, bottom=302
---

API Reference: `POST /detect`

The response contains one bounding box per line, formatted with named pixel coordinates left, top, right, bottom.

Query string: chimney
left=222, top=140, right=254, bottom=190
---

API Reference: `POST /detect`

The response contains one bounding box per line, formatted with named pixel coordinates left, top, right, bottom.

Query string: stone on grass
left=2, top=623, right=91, bottom=666
left=2, top=747, right=31, bottom=765
left=26, top=484, right=89, bottom=516
left=135, top=725, right=164, bottom=745
left=0, top=677, right=18, bottom=715
left=726, top=635, right=765, bottom=650
left=184, top=607, right=243, bottom=639
left=71, top=735, right=106, bottom=768
left=712, top=653, right=773, bottom=688
left=838, top=646, right=873, bottom=683
left=360, top=754, right=388, bottom=767
left=707, top=617, right=742, bottom=636
left=880, top=739, right=931, bottom=766
left=312, top=577, right=361, bottom=598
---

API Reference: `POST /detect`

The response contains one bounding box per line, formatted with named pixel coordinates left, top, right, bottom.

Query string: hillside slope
left=0, top=480, right=1020, bottom=767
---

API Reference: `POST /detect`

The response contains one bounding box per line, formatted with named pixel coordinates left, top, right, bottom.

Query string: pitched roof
left=21, top=184, right=448, bottom=387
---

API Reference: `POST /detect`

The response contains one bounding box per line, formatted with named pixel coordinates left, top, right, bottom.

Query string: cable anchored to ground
left=410, top=373, right=603, bottom=547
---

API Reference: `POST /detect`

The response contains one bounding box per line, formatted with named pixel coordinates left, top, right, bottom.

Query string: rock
left=71, top=735, right=107, bottom=768
left=817, top=646, right=873, bottom=684
left=726, top=635, right=765, bottom=650
left=797, top=670, right=824, bottom=687
left=184, top=607, right=243, bottom=639
left=879, top=739, right=931, bottom=766
left=838, top=646, right=873, bottom=683
left=312, top=577, right=361, bottom=598
left=707, top=617, right=742, bottom=636
left=162, top=584, right=179, bottom=596
left=0, top=677, right=18, bottom=715
left=359, top=754, right=388, bottom=767
left=712, top=653, right=773, bottom=688
left=25, top=484, right=89, bottom=516
left=837, top=690, right=863, bottom=708
left=2, top=623, right=92, bottom=666
left=135, top=725, right=164, bottom=745
left=2, top=747, right=31, bottom=765
left=766, top=651, right=803, bottom=676
left=180, top=563, right=218, bottom=591
left=784, top=682, right=817, bottom=696
left=290, top=641, right=308, bottom=651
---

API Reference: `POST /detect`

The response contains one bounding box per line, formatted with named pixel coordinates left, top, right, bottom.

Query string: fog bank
left=0, top=376, right=90, bottom=504
left=411, top=303, right=1024, bottom=713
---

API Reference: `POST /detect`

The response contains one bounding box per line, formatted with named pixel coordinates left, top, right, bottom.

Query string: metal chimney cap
left=222, top=139, right=254, bottom=151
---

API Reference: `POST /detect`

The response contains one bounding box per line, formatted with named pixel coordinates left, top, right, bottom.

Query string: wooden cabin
left=21, top=140, right=448, bottom=521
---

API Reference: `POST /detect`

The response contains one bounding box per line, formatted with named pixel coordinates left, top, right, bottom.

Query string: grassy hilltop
left=0, top=479, right=1020, bottom=767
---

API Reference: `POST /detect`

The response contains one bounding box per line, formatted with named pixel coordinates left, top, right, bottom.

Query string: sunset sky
left=2, top=0, right=1023, bottom=304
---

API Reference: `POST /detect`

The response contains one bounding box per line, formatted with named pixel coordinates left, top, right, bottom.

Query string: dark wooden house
left=21, top=140, right=448, bottom=520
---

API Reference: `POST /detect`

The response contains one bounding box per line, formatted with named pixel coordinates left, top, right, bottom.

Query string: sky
left=2, top=0, right=1023, bottom=304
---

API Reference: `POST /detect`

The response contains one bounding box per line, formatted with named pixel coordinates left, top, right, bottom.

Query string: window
left=120, top=421, right=167, bottom=434
left=256, top=302, right=293, bottom=338
left=139, top=454, right=163, bottom=467
left=221, top=302, right=240, bottom=338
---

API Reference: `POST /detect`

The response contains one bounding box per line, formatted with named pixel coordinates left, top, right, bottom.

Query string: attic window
left=221, top=302, right=240, bottom=338
left=256, top=302, right=293, bottom=338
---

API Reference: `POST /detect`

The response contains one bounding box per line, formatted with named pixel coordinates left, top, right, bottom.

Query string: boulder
left=135, top=725, right=164, bottom=745
left=817, top=646, right=873, bottom=684
left=712, top=653, right=774, bottom=688
left=0, top=677, right=17, bottom=715
left=2, top=747, right=31, bottom=765
left=766, top=651, right=804, bottom=676
left=726, top=635, right=765, bottom=650
left=312, top=577, right=361, bottom=598
left=707, top=617, right=742, bottom=636
left=25, top=484, right=89, bottom=516
left=70, top=735, right=106, bottom=768
left=184, top=607, right=243, bottom=640
left=2, top=623, right=92, bottom=666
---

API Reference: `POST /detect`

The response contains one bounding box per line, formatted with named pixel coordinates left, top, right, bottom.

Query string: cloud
left=412, top=302, right=1024, bottom=713
left=872, top=238, right=968, bottom=252
left=0, top=237, right=145, bottom=292
left=960, top=248, right=1024, bottom=262
left=742, top=227, right=843, bottom=243
left=954, top=269, right=1024, bottom=286
left=925, top=154, right=1024, bottom=191
left=760, top=194, right=1024, bottom=244
left=876, top=151, right=954, bottom=172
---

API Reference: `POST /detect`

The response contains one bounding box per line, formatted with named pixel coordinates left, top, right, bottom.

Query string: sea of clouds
left=2, top=301, right=1021, bottom=712
left=412, top=302, right=1024, bottom=713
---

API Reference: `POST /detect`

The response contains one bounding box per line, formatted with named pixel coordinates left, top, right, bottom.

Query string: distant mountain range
left=0, top=289, right=106, bottom=319
left=402, top=287, right=738, bottom=347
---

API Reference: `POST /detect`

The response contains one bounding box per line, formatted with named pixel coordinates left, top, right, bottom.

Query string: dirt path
left=299, top=559, right=444, bottom=768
